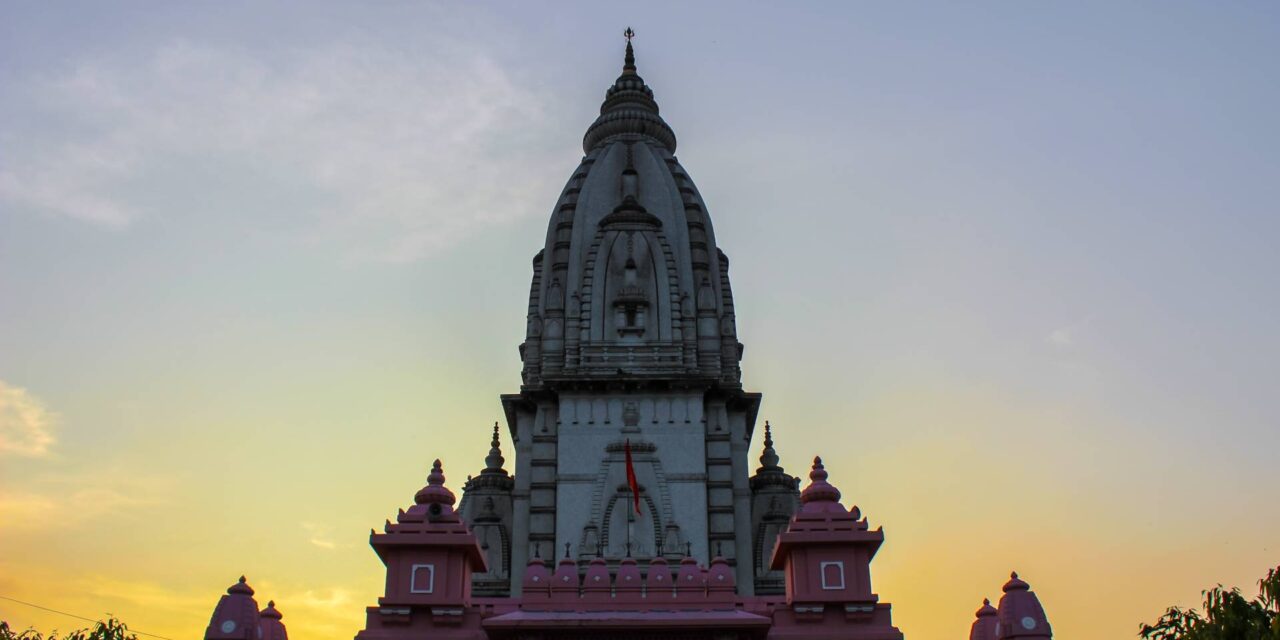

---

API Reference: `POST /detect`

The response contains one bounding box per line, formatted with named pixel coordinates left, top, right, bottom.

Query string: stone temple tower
left=199, top=32, right=1052, bottom=640
left=457, top=32, right=788, bottom=596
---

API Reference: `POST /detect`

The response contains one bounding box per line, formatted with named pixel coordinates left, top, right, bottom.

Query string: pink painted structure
left=259, top=601, right=288, bottom=640
left=967, top=573, right=1053, bottom=640
left=203, top=577, right=289, bottom=640
left=968, top=599, right=998, bottom=640
left=343, top=457, right=904, bottom=640
left=199, top=459, right=1055, bottom=640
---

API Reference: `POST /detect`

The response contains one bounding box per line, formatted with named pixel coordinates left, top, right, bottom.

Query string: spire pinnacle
left=1003, top=571, right=1030, bottom=592
left=228, top=575, right=254, bottom=595
left=413, top=459, right=456, bottom=507
left=799, top=455, right=844, bottom=508
left=976, top=598, right=996, bottom=616
left=623, top=27, right=637, bottom=74
left=758, top=420, right=781, bottom=471
left=484, top=422, right=506, bottom=472
left=583, top=27, right=676, bottom=153
left=261, top=600, right=283, bottom=620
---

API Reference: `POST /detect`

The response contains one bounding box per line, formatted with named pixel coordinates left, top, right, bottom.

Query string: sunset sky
left=2, top=3, right=1279, bottom=639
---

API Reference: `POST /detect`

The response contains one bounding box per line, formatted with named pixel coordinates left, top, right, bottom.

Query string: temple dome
left=203, top=576, right=261, bottom=640
left=520, top=32, right=742, bottom=387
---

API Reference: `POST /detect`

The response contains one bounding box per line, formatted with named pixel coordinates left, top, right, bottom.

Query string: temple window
left=820, top=561, right=845, bottom=590
left=410, top=564, right=435, bottom=593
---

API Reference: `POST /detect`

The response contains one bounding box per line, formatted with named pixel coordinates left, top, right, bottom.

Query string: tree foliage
left=1140, top=566, right=1280, bottom=639
left=0, top=618, right=138, bottom=640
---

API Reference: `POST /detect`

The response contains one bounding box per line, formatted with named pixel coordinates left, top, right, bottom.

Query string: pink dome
left=203, top=576, right=261, bottom=640
left=995, top=572, right=1053, bottom=639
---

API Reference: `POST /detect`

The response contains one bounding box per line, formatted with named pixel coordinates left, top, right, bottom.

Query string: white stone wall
left=555, top=391, right=710, bottom=561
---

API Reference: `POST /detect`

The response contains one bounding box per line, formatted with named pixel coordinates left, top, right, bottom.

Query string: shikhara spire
left=259, top=600, right=288, bottom=640
left=484, top=422, right=506, bottom=474
left=995, top=572, right=1053, bottom=639
left=204, top=576, right=289, bottom=640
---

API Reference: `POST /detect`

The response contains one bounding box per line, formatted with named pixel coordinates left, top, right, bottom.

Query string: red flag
left=624, top=439, right=640, bottom=515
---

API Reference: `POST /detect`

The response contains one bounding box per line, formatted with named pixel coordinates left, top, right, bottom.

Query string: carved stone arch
left=475, top=521, right=511, bottom=579
left=579, top=441, right=678, bottom=558
left=599, top=492, right=662, bottom=558
left=581, top=229, right=687, bottom=344
left=578, top=229, right=608, bottom=341
left=753, top=501, right=792, bottom=578
left=589, top=230, right=664, bottom=342
left=648, top=230, right=682, bottom=340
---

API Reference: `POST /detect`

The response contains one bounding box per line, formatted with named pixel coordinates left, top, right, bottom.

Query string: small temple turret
left=457, top=423, right=515, bottom=596
left=994, top=572, right=1053, bottom=639
left=749, top=421, right=801, bottom=594
left=203, top=577, right=261, bottom=640
left=356, top=460, right=487, bottom=639
left=258, top=601, right=288, bottom=640
left=768, top=458, right=902, bottom=639
left=969, top=598, right=998, bottom=640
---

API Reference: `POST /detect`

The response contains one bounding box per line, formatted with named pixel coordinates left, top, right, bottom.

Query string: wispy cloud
left=301, top=521, right=345, bottom=550
left=1047, top=315, right=1095, bottom=349
left=0, top=381, right=57, bottom=457
left=0, top=468, right=170, bottom=531
left=1048, top=327, right=1073, bottom=346
left=0, top=38, right=567, bottom=261
left=251, top=582, right=360, bottom=639
left=76, top=575, right=211, bottom=616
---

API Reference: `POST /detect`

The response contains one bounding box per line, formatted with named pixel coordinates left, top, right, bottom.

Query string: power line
left=0, top=594, right=176, bottom=640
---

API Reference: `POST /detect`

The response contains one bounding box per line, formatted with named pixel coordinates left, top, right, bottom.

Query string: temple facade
left=202, top=33, right=1055, bottom=640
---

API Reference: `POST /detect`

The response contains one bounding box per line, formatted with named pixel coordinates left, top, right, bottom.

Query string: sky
left=1, top=2, right=1278, bottom=639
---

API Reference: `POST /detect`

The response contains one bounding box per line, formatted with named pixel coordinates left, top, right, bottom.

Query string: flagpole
left=623, top=438, right=639, bottom=557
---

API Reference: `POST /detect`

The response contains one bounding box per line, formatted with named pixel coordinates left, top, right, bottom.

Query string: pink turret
left=582, top=556, right=612, bottom=602
left=521, top=553, right=552, bottom=599
left=356, top=459, right=488, bottom=639
left=259, top=601, right=288, bottom=640
left=549, top=550, right=580, bottom=599
left=768, top=457, right=903, bottom=639
left=644, top=556, right=673, bottom=598
left=995, top=572, right=1052, bottom=639
left=969, top=598, right=998, bottom=640
left=674, top=554, right=706, bottom=599
left=707, top=551, right=736, bottom=603
left=615, top=556, right=644, bottom=603
left=203, top=577, right=261, bottom=640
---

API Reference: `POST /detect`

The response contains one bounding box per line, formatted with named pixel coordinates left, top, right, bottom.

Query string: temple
left=202, top=577, right=289, bottom=640
left=201, top=31, right=1055, bottom=640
